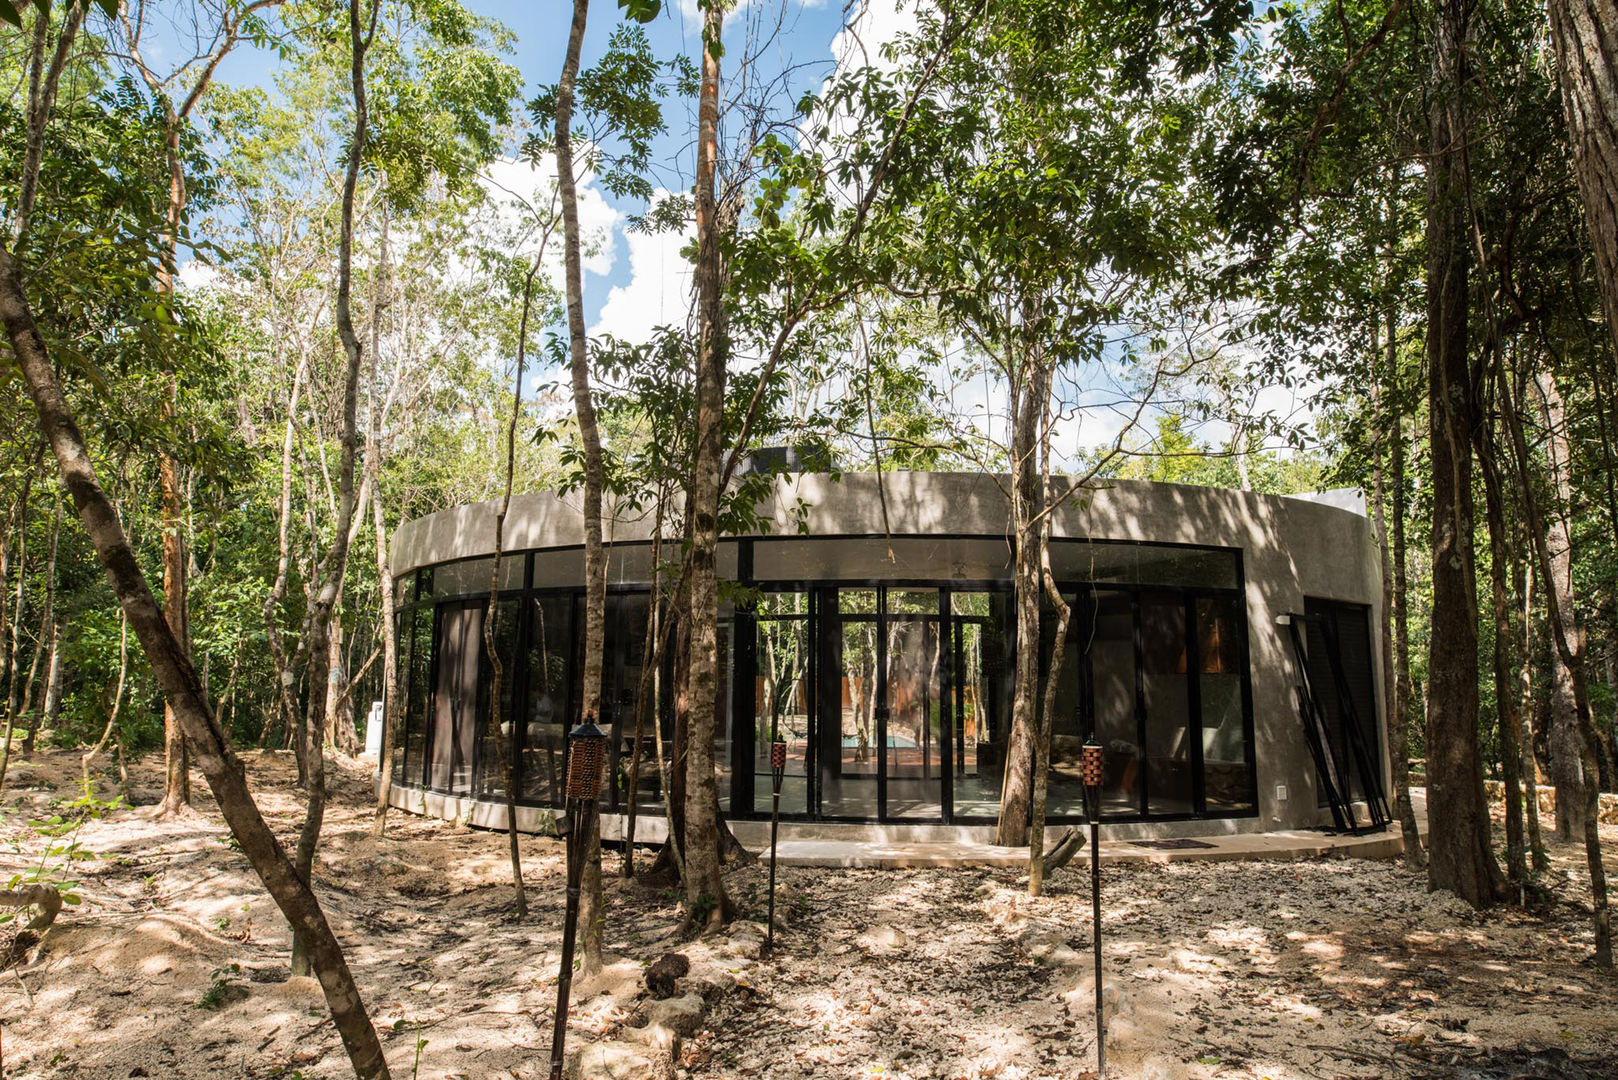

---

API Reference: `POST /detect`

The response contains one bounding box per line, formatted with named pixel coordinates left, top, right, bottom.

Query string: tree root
left=1040, top=828, right=1087, bottom=877
left=0, top=885, right=62, bottom=931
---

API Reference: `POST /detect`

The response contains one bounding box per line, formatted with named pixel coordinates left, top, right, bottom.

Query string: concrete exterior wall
left=391, top=472, right=1385, bottom=834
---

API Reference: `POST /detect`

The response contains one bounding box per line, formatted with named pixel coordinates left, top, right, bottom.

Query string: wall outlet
left=1275, top=783, right=1289, bottom=801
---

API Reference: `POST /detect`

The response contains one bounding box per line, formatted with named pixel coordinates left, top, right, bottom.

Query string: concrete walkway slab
left=765, top=824, right=1408, bottom=868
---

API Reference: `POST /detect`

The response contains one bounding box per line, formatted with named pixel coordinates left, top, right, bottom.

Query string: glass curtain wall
left=389, top=536, right=1256, bottom=824
left=1049, top=537, right=1257, bottom=820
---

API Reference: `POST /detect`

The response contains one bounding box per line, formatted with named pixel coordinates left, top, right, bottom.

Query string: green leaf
left=0, top=1, right=22, bottom=30
left=616, top=0, right=660, bottom=23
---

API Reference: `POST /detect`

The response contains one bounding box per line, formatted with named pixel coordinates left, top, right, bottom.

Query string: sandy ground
left=0, top=748, right=1614, bottom=1080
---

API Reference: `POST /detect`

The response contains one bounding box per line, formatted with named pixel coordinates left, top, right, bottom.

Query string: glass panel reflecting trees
left=951, top=592, right=1010, bottom=818
left=429, top=603, right=481, bottom=793
left=885, top=591, right=941, bottom=820
left=1141, top=594, right=1194, bottom=815
left=821, top=590, right=879, bottom=818
left=755, top=593, right=811, bottom=816
left=1198, top=596, right=1254, bottom=813
left=475, top=599, right=519, bottom=798
left=521, top=594, right=575, bottom=805
left=387, top=536, right=1257, bottom=824
left=1088, top=591, right=1141, bottom=815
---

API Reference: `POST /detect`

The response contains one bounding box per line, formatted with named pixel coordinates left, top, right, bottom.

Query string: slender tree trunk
left=650, top=593, right=692, bottom=881
left=154, top=94, right=194, bottom=819
left=555, top=0, right=610, bottom=967
left=83, top=612, right=128, bottom=784
left=482, top=259, right=542, bottom=920
left=1547, top=0, right=1618, bottom=370
left=1423, top=0, right=1502, bottom=907
left=40, top=617, right=62, bottom=737
left=1533, top=370, right=1591, bottom=842
left=1381, top=297, right=1424, bottom=863
left=0, top=489, right=14, bottom=776
left=369, top=207, right=399, bottom=837
left=292, top=0, right=376, bottom=979
left=157, top=458, right=191, bottom=814
left=1475, top=402, right=1528, bottom=886
left=1519, top=559, right=1550, bottom=871
left=681, top=0, right=732, bottom=930
left=20, top=492, right=57, bottom=758
left=1028, top=375, right=1065, bottom=897
left=1498, top=363, right=1611, bottom=967
left=370, top=486, right=397, bottom=833
left=265, top=346, right=311, bottom=762
left=13, top=6, right=82, bottom=255
left=997, top=361, right=1045, bottom=847
left=1, top=240, right=391, bottom=1075
left=0, top=474, right=35, bottom=790
left=623, top=497, right=668, bottom=880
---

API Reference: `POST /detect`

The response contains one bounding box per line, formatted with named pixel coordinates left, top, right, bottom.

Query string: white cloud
left=828, top=0, right=918, bottom=75
left=177, top=259, right=220, bottom=292
left=592, top=191, right=694, bottom=343
left=479, top=156, right=621, bottom=289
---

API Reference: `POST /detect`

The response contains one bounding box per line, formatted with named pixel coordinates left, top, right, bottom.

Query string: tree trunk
left=83, top=612, right=128, bottom=784
left=326, top=617, right=357, bottom=754
left=155, top=91, right=193, bottom=819
left=1422, top=0, right=1502, bottom=907
left=997, top=365, right=1045, bottom=847
left=292, top=0, right=375, bottom=979
left=0, top=487, right=17, bottom=782
left=1533, top=370, right=1591, bottom=842
left=1498, top=361, right=1611, bottom=966
left=264, top=346, right=311, bottom=758
left=1, top=241, right=392, bottom=1075
left=623, top=492, right=671, bottom=879
left=370, top=219, right=398, bottom=837
left=1547, top=0, right=1618, bottom=370
left=1519, top=563, right=1549, bottom=871
left=1383, top=303, right=1424, bottom=863
left=1028, top=386, right=1067, bottom=896
left=0, top=465, right=32, bottom=789
left=482, top=258, right=542, bottom=921
left=555, top=0, right=609, bottom=967
left=21, top=492, right=58, bottom=758
left=1475, top=402, right=1528, bottom=886
left=649, top=603, right=692, bottom=881
left=41, top=616, right=63, bottom=736
left=681, top=0, right=732, bottom=931
left=13, top=5, right=83, bottom=256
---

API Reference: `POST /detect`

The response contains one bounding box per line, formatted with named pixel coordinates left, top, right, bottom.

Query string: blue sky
left=196, top=0, right=857, bottom=331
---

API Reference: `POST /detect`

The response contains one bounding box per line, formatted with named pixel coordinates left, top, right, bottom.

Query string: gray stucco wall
left=391, top=473, right=1385, bottom=833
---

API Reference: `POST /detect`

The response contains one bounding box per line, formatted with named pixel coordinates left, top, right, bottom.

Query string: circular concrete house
left=384, top=472, right=1388, bottom=842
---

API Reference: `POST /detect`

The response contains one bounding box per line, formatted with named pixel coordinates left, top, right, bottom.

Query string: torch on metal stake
left=766, top=733, right=787, bottom=955
left=1081, top=738, right=1106, bottom=1079
left=549, top=718, right=606, bottom=1080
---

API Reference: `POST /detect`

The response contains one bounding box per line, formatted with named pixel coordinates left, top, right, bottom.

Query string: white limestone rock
left=565, top=1041, right=673, bottom=1080
left=643, top=992, right=707, bottom=1038
left=855, top=923, right=906, bottom=952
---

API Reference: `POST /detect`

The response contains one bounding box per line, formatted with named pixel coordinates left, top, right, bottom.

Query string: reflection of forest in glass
left=388, top=538, right=1254, bottom=822
left=521, top=595, right=574, bottom=805
left=755, top=593, right=811, bottom=814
